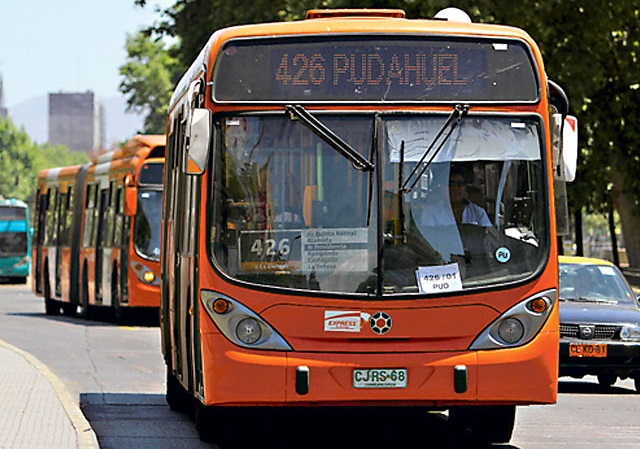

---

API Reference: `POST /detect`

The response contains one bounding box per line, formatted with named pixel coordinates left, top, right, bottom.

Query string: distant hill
left=9, top=94, right=146, bottom=148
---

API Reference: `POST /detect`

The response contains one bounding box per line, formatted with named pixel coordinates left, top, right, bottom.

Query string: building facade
left=0, top=75, right=8, bottom=120
left=48, top=91, right=105, bottom=153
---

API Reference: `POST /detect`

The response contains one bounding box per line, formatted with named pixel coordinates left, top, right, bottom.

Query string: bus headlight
left=498, top=318, right=525, bottom=344
left=470, top=289, right=556, bottom=350
left=236, top=318, right=262, bottom=344
left=202, top=290, right=292, bottom=351
left=14, top=256, right=30, bottom=268
left=131, top=262, right=160, bottom=285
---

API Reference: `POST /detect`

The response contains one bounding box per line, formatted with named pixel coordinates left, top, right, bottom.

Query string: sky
left=0, top=0, right=173, bottom=108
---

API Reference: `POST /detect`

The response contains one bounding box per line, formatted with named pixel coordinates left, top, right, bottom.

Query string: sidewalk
left=0, top=340, right=99, bottom=449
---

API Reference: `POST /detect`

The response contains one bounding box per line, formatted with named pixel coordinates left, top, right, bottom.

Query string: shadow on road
left=559, top=379, right=638, bottom=395
left=8, top=309, right=159, bottom=328
left=81, top=393, right=521, bottom=449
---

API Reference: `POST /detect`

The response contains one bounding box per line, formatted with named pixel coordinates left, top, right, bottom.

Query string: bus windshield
left=0, top=206, right=27, bottom=220
left=0, top=232, right=28, bottom=257
left=134, top=189, right=162, bottom=260
left=211, top=113, right=548, bottom=295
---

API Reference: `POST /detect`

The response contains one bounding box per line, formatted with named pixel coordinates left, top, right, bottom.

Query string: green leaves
left=119, top=32, right=180, bottom=134
left=0, top=116, right=88, bottom=206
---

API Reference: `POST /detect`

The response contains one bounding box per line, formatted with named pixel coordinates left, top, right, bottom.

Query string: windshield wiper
left=286, top=105, right=374, bottom=171
left=401, top=103, right=469, bottom=193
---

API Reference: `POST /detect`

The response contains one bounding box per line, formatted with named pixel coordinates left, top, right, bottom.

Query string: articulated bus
left=162, top=9, right=578, bottom=443
left=32, top=135, right=166, bottom=322
left=0, top=198, right=31, bottom=284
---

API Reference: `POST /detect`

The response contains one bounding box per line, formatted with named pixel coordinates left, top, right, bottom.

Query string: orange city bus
left=161, top=9, right=578, bottom=443
left=32, top=135, right=166, bottom=323
left=33, top=163, right=88, bottom=315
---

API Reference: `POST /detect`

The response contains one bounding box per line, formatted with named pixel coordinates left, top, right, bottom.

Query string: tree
left=0, top=117, right=88, bottom=207
left=119, top=31, right=180, bottom=134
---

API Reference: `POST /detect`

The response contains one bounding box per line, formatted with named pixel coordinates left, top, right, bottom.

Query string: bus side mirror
left=124, top=187, right=137, bottom=216
left=552, top=114, right=578, bottom=182
left=185, top=108, right=211, bottom=174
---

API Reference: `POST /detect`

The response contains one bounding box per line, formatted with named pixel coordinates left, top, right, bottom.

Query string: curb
left=0, top=339, right=100, bottom=449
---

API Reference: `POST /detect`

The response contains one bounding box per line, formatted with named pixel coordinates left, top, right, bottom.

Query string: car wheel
left=597, top=373, right=617, bottom=388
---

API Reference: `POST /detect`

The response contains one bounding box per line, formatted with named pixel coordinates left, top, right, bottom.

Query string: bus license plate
left=569, top=343, right=607, bottom=358
left=353, top=368, right=407, bottom=388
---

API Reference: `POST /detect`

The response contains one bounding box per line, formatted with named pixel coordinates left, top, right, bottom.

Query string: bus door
left=166, top=100, right=201, bottom=395
left=34, top=190, right=48, bottom=294
left=54, top=189, right=69, bottom=297
left=94, top=187, right=111, bottom=304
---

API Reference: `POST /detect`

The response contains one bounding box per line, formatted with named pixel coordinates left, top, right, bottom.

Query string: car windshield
left=133, top=189, right=162, bottom=261
left=211, top=113, right=549, bottom=296
left=559, top=262, right=638, bottom=305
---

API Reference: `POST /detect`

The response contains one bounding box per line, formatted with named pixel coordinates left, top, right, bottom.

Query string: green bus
left=0, top=198, right=31, bottom=284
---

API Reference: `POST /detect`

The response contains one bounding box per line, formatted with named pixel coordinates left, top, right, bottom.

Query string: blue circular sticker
left=495, top=247, right=511, bottom=264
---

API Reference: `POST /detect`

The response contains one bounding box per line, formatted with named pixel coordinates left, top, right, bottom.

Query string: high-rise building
left=0, top=75, right=8, bottom=120
left=48, top=91, right=105, bottom=153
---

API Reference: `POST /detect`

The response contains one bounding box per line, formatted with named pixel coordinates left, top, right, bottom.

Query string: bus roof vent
left=433, top=7, right=472, bottom=23
left=305, top=9, right=406, bottom=20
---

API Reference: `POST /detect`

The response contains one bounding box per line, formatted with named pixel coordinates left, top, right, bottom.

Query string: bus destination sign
left=213, top=37, right=538, bottom=102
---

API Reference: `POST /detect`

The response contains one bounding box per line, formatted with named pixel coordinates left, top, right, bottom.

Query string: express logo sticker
left=324, top=311, right=370, bottom=333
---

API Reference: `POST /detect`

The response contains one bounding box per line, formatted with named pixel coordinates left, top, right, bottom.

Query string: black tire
left=61, top=303, right=77, bottom=316
left=44, top=298, right=60, bottom=316
left=449, top=405, right=516, bottom=444
left=597, top=373, right=617, bottom=388
left=166, top=368, right=192, bottom=414
left=80, top=265, right=94, bottom=320
left=43, top=265, right=60, bottom=316
left=195, top=403, right=218, bottom=443
left=112, top=268, right=125, bottom=324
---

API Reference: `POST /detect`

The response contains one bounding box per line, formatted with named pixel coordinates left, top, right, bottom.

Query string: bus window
left=213, top=115, right=375, bottom=291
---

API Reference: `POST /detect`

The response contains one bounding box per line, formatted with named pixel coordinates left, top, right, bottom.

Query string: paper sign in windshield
left=302, top=228, right=368, bottom=272
left=416, top=263, right=463, bottom=294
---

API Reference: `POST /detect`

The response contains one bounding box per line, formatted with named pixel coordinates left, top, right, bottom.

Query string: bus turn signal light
left=529, top=298, right=548, bottom=314
left=212, top=298, right=230, bottom=314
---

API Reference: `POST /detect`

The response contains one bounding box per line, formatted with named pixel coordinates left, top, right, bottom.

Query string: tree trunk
left=574, top=209, right=584, bottom=256
left=611, top=166, right=640, bottom=268
left=608, top=203, right=619, bottom=266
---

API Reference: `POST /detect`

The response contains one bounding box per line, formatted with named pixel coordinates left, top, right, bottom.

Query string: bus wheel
left=166, top=368, right=192, bottom=414
left=61, top=303, right=77, bottom=317
left=81, top=266, right=94, bottom=320
left=195, top=403, right=217, bottom=443
left=448, top=405, right=516, bottom=444
left=43, top=266, right=59, bottom=316
left=112, top=268, right=125, bottom=324
left=45, top=299, right=60, bottom=316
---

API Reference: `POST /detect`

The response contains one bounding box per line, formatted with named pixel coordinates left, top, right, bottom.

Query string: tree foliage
left=119, top=31, right=181, bottom=134
left=130, top=0, right=640, bottom=265
left=0, top=117, right=88, bottom=208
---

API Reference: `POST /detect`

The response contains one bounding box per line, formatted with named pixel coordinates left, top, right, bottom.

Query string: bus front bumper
left=200, top=330, right=558, bottom=407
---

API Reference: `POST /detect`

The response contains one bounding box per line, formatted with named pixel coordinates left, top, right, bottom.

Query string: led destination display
left=213, top=37, right=539, bottom=102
